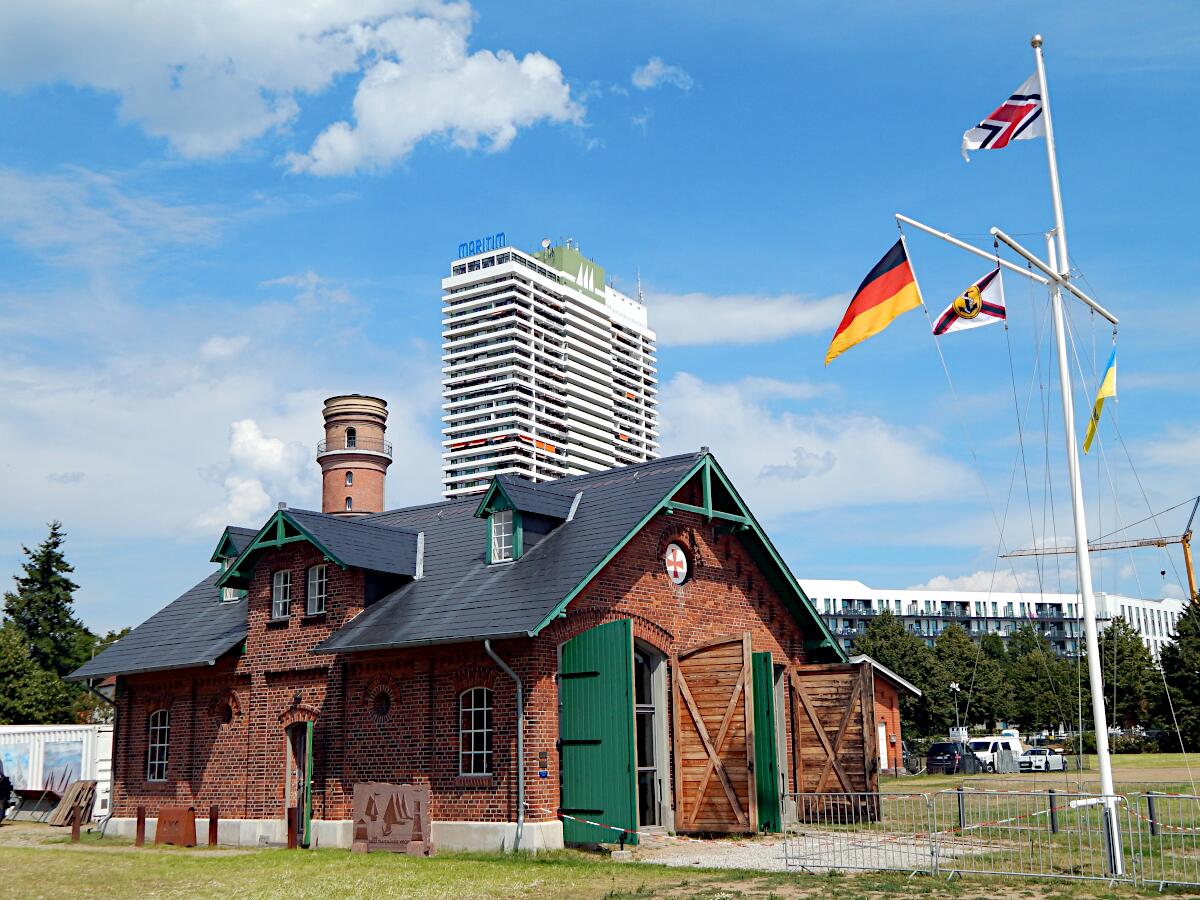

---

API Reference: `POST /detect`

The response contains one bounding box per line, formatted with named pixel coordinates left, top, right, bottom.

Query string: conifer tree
left=1097, top=616, right=1163, bottom=731
left=3, top=521, right=93, bottom=678
left=1157, top=603, right=1200, bottom=747
left=0, top=621, right=74, bottom=724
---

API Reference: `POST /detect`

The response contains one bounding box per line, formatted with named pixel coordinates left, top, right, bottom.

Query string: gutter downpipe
left=484, top=640, right=525, bottom=852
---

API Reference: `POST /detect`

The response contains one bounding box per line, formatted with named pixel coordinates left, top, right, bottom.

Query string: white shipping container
left=0, top=724, right=113, bottom=818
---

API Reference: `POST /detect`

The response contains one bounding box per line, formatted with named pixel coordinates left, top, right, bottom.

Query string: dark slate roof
left=284, top=508, right=419, bottom=576
left=67, top=571, right=246, bottom=681
left=484, top=474, right=577, bottom=520
left=225, top=526, right=258, bottom=555
left=315, top=452, right=704, bottom=653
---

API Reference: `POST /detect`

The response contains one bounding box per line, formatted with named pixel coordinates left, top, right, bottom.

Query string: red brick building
left=849, top=656, right=922, bottom=774
left=73, top=420, right=883, bottom=849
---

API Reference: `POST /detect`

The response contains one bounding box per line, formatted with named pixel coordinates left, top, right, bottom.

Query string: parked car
left=1020, top=747, right=1066, bottom=771
left=926, top=741, right=982, bottom=775
left=968, top=735, right=1024, bottom=773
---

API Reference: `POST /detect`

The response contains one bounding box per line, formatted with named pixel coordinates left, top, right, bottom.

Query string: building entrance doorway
left=285, top=722, right=313, bottom=848
left=633, top=642, right=669, bottom=830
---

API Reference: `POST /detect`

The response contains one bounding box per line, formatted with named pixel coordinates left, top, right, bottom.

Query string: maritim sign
left=458, top=232, right=506, bottom=259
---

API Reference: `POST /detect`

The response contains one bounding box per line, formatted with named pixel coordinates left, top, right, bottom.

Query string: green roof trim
left=528, top=453, right=846, bottom=663
left=473, top=479, right=517, bottom=518
left=216, top=510, right=346, bottom=590
left=209, top=528, right=243, bottom=563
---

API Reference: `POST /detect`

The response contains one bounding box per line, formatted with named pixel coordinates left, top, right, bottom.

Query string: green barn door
left=559, top=618, right=638, bottom=844
left=752, top=651, right=782, bottom=832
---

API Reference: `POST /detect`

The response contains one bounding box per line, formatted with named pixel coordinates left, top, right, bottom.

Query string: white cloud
left=197, top=420, right=311, bottom=528
left=200, top=335, right=251, bottom=360
left=261, top=271, right=355, bottom=309
left=0, top=167, right=217, bottom=268
left=908, top=570, right=1039, bottom=592
left=659, top=372, right=975, bottom=520
left=647, top=290, right=847, bottom=346
left=631, top=57, right=693, bottom=91
left=288, top=12, right=582, bottom=175
left=0, top=2, right=579, bottom=167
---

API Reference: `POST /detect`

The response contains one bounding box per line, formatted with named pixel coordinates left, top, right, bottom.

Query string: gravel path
left=633, top=834, right=792, bottom=872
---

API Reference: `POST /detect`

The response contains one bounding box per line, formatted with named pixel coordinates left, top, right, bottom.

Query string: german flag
left=825, top=240, right=922, bottom=365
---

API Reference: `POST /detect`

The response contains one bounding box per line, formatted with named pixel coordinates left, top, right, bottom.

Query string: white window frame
left=345, top=496, right=353, bottom=512
left=490, top=510, right=513, bottom=563
left=272, top=570, right=291, bottom=619
left=345, top=471, right=353, bottom=486
left=459, top=687, right=493, bottom=776
left=307, top=565, right=327, bottom=616
left=147, top=709, right=170, bottom=782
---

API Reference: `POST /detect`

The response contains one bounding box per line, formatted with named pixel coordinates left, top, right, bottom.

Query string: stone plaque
left=351, top=782, right=434, bottom=855
left=155, top=805, right=197, bottom=847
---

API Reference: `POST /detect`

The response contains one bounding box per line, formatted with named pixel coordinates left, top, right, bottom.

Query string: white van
left=967, top=735, right=1023, bottom=772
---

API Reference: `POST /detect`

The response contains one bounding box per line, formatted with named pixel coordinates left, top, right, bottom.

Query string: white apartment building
left=801, top=578, right=1185, bottom=659
left=441, top=238, right=658, bottom=497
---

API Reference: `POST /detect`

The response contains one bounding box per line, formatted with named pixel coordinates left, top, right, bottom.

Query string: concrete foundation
left=106, top=816, right=564, bottom=852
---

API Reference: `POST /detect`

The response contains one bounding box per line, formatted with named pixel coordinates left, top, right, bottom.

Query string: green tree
left=1002, top=624, right=1081, bottom=733
left=853, top=610, right=940, bottom=735
left=1097, top=616, right=1163, bottom=731
left=0, top=622, right=74, bottom=724
left=1159, top=602, right=1200, bottom=748
left=3, top=521, right=93, bottom=677
left=935, top=625, right=1008, bottom=731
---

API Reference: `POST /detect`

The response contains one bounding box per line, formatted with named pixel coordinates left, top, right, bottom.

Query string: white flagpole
left=1035, top=34, right=1122, bottom=870
left=1033, top=35, right=1069, bottom=279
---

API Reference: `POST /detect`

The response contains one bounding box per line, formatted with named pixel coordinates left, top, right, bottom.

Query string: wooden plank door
left=788, top=661, right=879, bottom=803
left=559, top=619, right=639, bottom=844
left=671, top=632, right=756, bottom=833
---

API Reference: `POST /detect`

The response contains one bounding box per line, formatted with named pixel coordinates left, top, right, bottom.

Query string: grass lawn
left=0, top=825, right=1187, bottom=900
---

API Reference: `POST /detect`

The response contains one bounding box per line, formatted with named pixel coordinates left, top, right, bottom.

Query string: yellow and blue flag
left=1082, top=348, right=1116, bottom=454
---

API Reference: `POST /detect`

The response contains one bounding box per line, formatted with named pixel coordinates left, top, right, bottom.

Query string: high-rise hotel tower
left=441, top=238, right=658, bottom=497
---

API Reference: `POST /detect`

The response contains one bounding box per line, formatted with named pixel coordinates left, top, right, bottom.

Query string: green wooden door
left=752, top=651, right=782, bottom=832
left=559, top=619, right=638, bottom=845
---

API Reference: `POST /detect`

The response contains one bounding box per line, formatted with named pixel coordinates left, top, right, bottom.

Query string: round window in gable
left=372, top=690, right=392, bottom=719
left=664, top=542, right=690, bottom=585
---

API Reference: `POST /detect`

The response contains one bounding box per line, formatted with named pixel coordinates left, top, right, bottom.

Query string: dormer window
left=490, top=510, right=514, bottom=563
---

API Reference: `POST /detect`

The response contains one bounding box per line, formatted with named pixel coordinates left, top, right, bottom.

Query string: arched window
left=459, top=687, right=493, bottom=775
left=345, top=496, right=353, bottom=512
left=345, top=471, right=353, bottom=486
left=147, top=709, right=170, bottom=782
left=345, top=427, right=357, bottom=448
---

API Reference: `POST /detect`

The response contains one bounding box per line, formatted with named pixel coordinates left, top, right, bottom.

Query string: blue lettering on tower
left=457, top=231, right=507, bottom=258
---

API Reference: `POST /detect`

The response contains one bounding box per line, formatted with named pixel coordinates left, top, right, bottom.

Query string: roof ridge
left=286, top=508, right=422, bottom=536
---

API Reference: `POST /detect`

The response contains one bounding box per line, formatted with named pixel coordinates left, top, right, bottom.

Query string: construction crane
left=1001, top=497, right=1198, bottom=602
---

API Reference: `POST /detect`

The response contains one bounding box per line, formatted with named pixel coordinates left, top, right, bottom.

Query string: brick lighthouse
left=315, top=394, right=392, bottom=515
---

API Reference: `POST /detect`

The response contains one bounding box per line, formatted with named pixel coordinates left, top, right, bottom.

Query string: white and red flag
left=932, top=269, right=1006, bottom=335
left=961, top=73, right=1045, bottom=160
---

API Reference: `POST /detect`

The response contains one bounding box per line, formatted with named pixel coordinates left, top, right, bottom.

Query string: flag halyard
left=825, top=239, right=921, bottom=365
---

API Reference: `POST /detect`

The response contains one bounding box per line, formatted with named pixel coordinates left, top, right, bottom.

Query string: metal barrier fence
left=782, top=789, right=1200, bottom=888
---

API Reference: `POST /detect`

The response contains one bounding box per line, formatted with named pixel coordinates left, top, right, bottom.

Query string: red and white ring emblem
left=664, top=542, right=688, bottom=585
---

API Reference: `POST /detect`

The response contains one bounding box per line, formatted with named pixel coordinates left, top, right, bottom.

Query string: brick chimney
left=315, top=395, right=392, bottom=516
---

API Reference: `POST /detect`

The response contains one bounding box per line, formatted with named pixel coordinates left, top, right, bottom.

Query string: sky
left=1, top=1, right=1197, bottom=634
